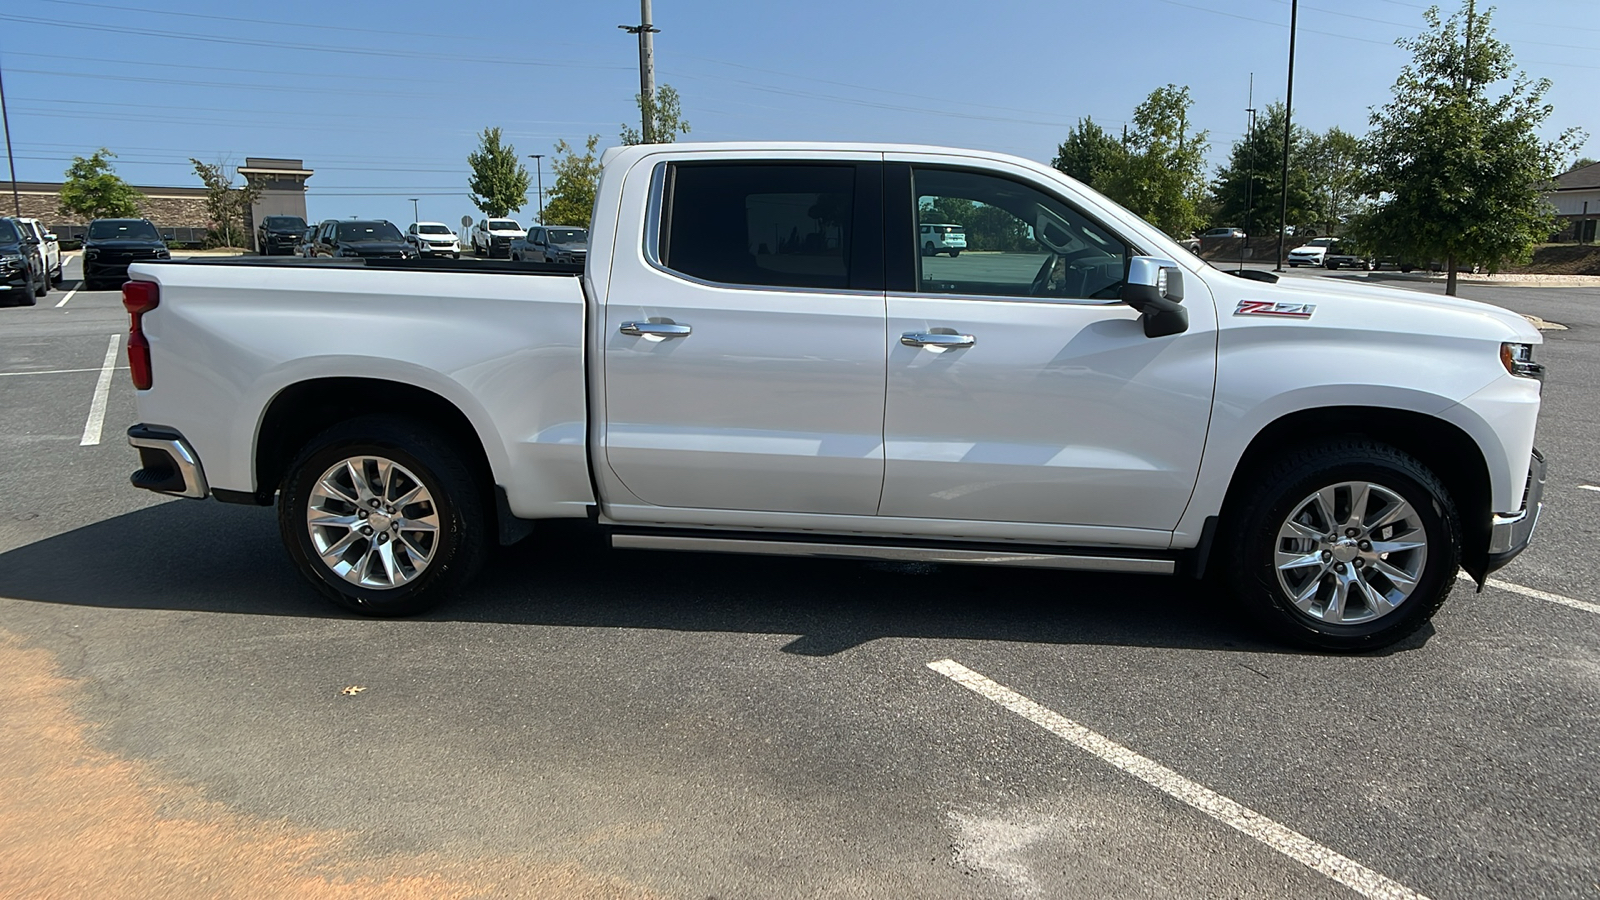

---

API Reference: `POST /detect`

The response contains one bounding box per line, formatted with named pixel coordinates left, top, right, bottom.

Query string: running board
left=610, top=534, right=1175, bottom=575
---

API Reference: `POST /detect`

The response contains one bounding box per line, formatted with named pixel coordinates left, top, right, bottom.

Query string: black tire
left=20, top=267, right=38, bottom=305
left=33, top=266, right=48, bottom=298
left=277, top=415, right=489, bottom=617
left=923, top=241, right=935, bottom=257
left=949, top=249, right=960, bottom=258
left=1224, top=439, right=1461, bottom=651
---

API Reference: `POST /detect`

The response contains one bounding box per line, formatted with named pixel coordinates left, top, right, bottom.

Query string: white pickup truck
left=118, top=142, right=1546, bottom=650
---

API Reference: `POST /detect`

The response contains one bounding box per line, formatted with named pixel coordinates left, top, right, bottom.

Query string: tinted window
left=912, top=167, right=1128, bottom=300
left=548, top=228, right=587, bottom=244
left=337, top=221, right=403, bottom=242
left=489, top=220, right=520, bottom=231
left=89, top=220, right=161, bottom=241
left=417, top=224, right=451, bottom=235
left=264, top=216, right=305, bottom=229
left=0, top=220, right=20, bottom=243
left=662, top=163, right=854, bottom=289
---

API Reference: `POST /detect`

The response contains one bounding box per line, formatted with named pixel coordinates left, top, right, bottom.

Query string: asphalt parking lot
left=2, top=258, right=1598, bottom=898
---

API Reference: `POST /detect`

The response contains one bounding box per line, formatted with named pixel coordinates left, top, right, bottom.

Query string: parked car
left=15, top=217, right=62, bottom=285
left=83, top=218, right=170, bottom=291
left=1323, top=241, right=1373, bottom=270
left=311, top=219, right=418, bottom=260
left=0, top=217, right=45, bottom=304
left=1286, top=237, right=1338, bottom=267
left=471, top=218, right=524, bottom=258
left=118, top=141, right=1546, bottom=652
left=1200, top=226, right=1247, bottom=240
left=297, top=224, right=322, bottom=258
left=511, top=225, right=588, bottom=263
left=918, top=223, right=967, bottom=257
left=256, top=215, right=307, bottom=256
left=406, top=222, right=461, bottom=259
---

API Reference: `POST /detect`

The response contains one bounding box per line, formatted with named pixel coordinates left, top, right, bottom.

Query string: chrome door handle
left=620, top=321, right=692, bottom=338
left=900, top=331, right=975, bottom=349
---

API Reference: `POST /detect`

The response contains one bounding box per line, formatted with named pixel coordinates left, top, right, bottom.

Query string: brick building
left=0, top=180, right=212, bottom=234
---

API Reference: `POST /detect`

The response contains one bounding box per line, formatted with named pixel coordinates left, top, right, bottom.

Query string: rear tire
left=277, top=415, right=489, bottom=617
left=1224, top=439, right=1460, bottom=651
left=949, top=249, right=960, bottom=258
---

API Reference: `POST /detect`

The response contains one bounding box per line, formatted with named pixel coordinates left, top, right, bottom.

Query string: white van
left=919, top=223, right=967, bottom=257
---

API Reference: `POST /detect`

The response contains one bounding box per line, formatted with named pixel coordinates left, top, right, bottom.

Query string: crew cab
left=118, top=142, right=1546, bottom=651
left=14, top=217, right=62, bottom=286
left=256, top=215, right=308, bottom=256
left=471, top=218, right=524, bottom=258
left=83, top=218, right=170, bottom=291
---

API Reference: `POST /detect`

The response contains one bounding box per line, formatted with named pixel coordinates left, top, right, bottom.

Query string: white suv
left=407, top=222, right=460, bottom=259
left=15, top=218, right=62, bottom=286
left=919, top=223, right=967, bottom=257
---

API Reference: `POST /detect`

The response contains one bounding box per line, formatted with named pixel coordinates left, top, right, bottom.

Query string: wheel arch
left=1215, top=405, right=1492, bottom=577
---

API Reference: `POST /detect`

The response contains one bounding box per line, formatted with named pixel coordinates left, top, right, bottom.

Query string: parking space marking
left=0, top=366, right=128, bottom=378
left=1579, top=485, right=1600, bottom=493
left=927, top=659, right=1430, bottom=900
left=53, top=289, right=78, bottom=308
left=1464, top=573, right=1600, bottom=616
left=78, top=335, right=121, bottom=447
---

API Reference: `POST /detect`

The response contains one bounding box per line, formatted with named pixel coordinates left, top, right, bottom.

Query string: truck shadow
left=0, top=500, right=1429, bottom=656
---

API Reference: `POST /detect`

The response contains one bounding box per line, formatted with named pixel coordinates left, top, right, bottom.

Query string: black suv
left=311, top=219, right=417, bottom=260
left=0, top=217, right=45, bottom=305
left=257, top=215, right=308, bottom=256
left=83, top=218, right=170, bottom=290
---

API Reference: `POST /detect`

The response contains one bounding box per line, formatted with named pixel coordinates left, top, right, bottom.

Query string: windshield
left=417, top=224, right=452, bottom=235
left=489, top=220, right=520, bottom=231
left=547, top=228, right=587, bottom=245
left=88, top=220, right=161, bottom=241
left=264, top=216, right=305, bottom=230
left=1307, top=237, right=1336, bottom=247
left=337, top=221, right=404, bottom=242
left=0, top=220, right=19, bottom=244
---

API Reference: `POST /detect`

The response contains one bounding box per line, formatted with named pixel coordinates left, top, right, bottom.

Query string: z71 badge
left=1235, top=300, right=1316, bottom=319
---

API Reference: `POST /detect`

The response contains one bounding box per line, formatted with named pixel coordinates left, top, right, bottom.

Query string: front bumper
left=1486, top=447, right=1545, bottom=573
left=128, top=424, right=210, bottom=499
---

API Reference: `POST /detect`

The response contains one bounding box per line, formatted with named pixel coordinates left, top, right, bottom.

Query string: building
left=236, top=158, right=315, bottom=253
left=0, top=180, right=212, bottom=240
left=1549, top=161, right=1600, bottom=243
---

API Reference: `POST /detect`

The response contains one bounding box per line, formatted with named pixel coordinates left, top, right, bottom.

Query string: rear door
left=599, top=155, right=888, bottom=517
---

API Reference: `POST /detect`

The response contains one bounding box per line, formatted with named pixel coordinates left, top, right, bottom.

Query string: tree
left=1102, top=85, right=1210, bottom=239
left=1302, top=127, right=1367, bottom=237
left=1354, top=1, right=1585, bottom=295
left=541, top=135, right=602, bottom=227
left=1210, top=103, right=1316, bottom=237
left=190, top=158, right=259, bottom=249
left=621, top=84, right=691, bottom=145
left=1050, top=117, right=1125, bottom=192
left=1569, top=157, right=1598, bottom=172
left=58, top=149, right=144, bottom=220
left=467, top=127, right=532, bottom=217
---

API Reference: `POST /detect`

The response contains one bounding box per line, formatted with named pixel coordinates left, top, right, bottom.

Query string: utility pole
left=1241, top=73, right=1256, bottom=272
left=1275, top=0, right=1298, bottom=272
left=619, top=1, right=659, bottom=144
left=0, top=54, right=20, bottom=216
left=527, top=154, right=544, bottom=224
left=409, top=198, right=419, bottom=225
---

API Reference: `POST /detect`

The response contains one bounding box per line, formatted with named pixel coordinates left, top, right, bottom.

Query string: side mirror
left=1121, top=256, right=1189, bottom=338
left=43, top=232, right=57, bottom=241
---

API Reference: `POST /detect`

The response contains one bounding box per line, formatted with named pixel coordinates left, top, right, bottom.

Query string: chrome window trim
left=640, top=159, right=882, bottom=299
left=889, top=290, right=1124, bottom=308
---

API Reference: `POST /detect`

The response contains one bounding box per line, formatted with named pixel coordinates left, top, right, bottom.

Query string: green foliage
left=1302, top=127, right=1366, bottom=236
left=1210, top=103, right=1316, bottom=237
left=1354, top=2, right=1586, bottom=293
left=621, top=84, right=691, bottom=145
left=1569, top=156, right=1598, bottom=172
left=467, top=127, right=532, bottom=217
left=1100, top=85, right=1210, bottom=239
left=58, top=149, right=144, bottom=220
left=541, top=135, right=602, bottom=228
left=190, top=158, right=259, bottom=250
left=1050, top=117, right=1125, bottom=191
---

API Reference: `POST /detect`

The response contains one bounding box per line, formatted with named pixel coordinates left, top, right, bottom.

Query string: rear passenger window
left=660, top=163, right=854, bottom=290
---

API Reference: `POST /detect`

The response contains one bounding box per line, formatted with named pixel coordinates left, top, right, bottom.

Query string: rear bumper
left=1485, top=447, right=1545, bottom=573
left=128, top=424, right=210, bottom=499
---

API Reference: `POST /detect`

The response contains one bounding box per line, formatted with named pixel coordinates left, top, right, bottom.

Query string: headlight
left=1501, top=342, right=1544, bottom=380
left=85, top=249, right=99, bottom=259
left=156, top=249, right=171, bottom=259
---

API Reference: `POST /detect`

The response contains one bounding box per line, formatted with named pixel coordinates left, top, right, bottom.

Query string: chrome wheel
left=305, top=456, right=440, bottom=590
left=1273, top=480, right=1428, bottom=625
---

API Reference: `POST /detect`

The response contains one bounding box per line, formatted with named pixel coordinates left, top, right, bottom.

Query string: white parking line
left=53, top=288, right=78, bottom=308
left=927, top=659, right=1430, bottom=900
left=79, top=334, right=121, bottom=447
left=1579, top=485, right=1600, bottom=493
left=0, top=366, right=128, bottom=377
left=1465, top=573, right=1600, bottom=616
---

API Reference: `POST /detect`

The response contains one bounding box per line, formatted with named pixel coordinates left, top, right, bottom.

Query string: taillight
left=122, top=280, right=159, bottom=390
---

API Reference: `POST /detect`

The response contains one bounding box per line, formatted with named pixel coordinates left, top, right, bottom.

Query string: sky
left=0, top=0, right=1595, bottom=230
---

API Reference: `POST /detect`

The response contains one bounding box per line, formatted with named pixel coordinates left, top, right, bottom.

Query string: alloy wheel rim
left=306, top=456, right=440, bottom=590
left=1273, top=480, right=1428, bottom=625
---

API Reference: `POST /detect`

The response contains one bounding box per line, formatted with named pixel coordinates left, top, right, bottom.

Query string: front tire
left=1224, top=440, right=1460, bottom=651
left=278, top=416, right=489, bottom=617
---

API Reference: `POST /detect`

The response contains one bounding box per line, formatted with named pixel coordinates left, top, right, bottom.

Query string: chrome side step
left=610, top=534, right=1175, bottom=575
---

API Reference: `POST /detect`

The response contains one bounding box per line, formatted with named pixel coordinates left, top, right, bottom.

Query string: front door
left=601, top=158, right=888, bottom=517
left=880, top=162, right=1216, bottom=533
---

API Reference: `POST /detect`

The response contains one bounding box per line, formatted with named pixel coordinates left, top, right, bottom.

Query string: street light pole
left=0, top=54, right=21, bottom=216
left=408, top=198, right=419, bottom=224
left=527, top=154, right=544, bottom=224
left=1275, top=0, right=1298, bottom=272
left=1241, top=73, right=1255, bottom=272
left=619, top=0, right=660, bottom=144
